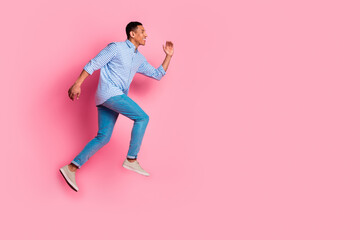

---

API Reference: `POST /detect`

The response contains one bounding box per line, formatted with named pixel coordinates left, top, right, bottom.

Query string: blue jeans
left=71, top=94, right=149, bottom=169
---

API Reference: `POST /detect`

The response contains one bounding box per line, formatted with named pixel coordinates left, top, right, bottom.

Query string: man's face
left=131, top=25, right=147, bottom=46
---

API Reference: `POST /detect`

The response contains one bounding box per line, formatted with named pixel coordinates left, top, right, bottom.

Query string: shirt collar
left=126, top=39, right=138, bottom=53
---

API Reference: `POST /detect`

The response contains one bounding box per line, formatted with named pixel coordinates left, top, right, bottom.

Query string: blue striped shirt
left=83, top=39, right=166, bottom=106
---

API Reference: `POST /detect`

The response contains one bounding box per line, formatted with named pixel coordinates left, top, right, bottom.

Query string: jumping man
left=60, top=21, right=174, bottom=192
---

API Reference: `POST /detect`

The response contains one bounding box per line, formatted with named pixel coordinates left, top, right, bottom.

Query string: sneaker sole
left=122, top=165, right=150, bottom=176
left=59, top=169, right=79, bottom=192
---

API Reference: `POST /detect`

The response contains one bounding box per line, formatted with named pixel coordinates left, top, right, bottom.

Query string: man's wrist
left=74, top=80, right=83, bottom=86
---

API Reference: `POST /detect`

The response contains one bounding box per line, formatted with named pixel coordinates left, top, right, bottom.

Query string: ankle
left=68, top=163, right=78, bottom=172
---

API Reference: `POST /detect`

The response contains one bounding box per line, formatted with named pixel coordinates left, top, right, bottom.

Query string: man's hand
left=161, top=41, right=174, bottom=72
left=163, top=41, right=174, bottom=56
left=68, top=83, right=81, bottom=101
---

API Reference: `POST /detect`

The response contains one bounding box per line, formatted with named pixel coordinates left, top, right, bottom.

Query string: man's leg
left=70, top=105, right=119, bottom=169
left=101, top=94, right=149, bottom=163
left=60, top=105, right=119, bottom=191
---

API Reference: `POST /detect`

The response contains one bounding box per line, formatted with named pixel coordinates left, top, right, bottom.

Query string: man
left=59, top=21, right=174, bottom=192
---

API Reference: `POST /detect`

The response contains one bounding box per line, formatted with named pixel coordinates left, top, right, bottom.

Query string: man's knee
left=140, top=113, right=149, bottom=122
left=133, top=112, right=149, bottom=122
left=96, top=131, right=112, bottom=145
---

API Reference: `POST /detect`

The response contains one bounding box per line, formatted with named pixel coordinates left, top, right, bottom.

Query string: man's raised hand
left=163, top=41, right=174, bottom=56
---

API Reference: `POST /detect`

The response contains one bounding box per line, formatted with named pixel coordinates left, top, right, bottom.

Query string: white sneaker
left=59, top=165, right=79, bottom=192
left=122, top=159, right=150, bottom=176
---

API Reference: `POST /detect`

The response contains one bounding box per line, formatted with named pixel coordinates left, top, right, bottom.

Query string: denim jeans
left=71, top=94, right=149, bottom=169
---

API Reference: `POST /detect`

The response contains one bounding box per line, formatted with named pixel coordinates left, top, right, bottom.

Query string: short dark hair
left=126, top=21, right=142, bottom=39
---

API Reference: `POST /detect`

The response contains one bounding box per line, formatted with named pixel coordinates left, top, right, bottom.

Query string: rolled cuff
left=71, top=160, right=81, bottom=169
left=83, top=64, right=94, bottom=75
left=158, top=65, right=166, bottom=76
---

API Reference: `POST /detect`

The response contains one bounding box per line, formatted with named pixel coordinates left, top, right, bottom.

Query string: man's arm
left=83, top=42, right=118, bottom=75
left=67, top=42, right=118, bottom=101
left=161, top=54, right=172, bottom=72
left=137, top=60, right=167, bottom=80
left=136, top=41, right=174, bottom=81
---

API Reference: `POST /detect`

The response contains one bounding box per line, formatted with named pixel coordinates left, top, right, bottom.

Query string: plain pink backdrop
left=1, top=0, right=360, bottom=239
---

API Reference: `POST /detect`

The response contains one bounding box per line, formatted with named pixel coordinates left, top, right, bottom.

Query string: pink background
left=1, top=0, right=360, bottom=239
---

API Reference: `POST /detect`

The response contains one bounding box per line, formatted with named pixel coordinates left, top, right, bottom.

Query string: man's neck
left=129, top=39, right=139, bottom=50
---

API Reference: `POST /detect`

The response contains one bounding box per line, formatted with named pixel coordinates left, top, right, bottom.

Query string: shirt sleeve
left=83, top=42, right=118, bottom=75
left=136, top=59, right=166, bottom=80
